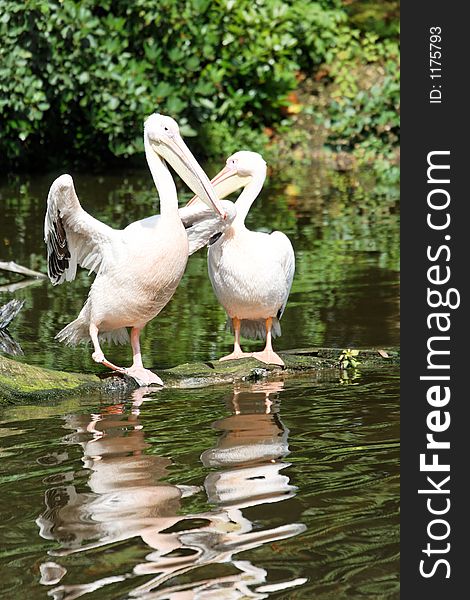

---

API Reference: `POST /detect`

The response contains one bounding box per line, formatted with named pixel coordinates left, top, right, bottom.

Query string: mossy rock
left=162, top=347, right=399, bottom=387
left=0, top=356, right=131, bottom=403
left=0, top=347, right=399, bottom=405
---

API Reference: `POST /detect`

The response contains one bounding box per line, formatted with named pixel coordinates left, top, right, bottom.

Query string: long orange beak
left=186, top=164, right=237, bottom=207
left=154, top=135, right=225, bottom=219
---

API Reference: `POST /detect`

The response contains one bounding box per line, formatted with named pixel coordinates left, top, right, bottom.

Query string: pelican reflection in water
left=36, top=384, right=306, bottom=598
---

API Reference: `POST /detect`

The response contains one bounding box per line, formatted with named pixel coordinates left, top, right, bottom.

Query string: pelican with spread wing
left=45, top=114, right=231, bottom=386
left=189, top=151, right=295, bottom=366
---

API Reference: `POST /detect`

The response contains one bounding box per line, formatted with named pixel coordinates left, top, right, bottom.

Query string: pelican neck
left=233, top=168, right=266, bottom=227
left=144, top=136, right=179, bottom=219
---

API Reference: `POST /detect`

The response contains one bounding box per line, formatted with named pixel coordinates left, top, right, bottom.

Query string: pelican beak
left=156, top=136, right=225, bottom=219
left=187, top=165, right=250, bottom=206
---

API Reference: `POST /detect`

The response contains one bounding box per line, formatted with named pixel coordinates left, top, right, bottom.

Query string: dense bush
left=0, top=0, right=398, bottom=171
left=322, top=27, right=400, bottom=181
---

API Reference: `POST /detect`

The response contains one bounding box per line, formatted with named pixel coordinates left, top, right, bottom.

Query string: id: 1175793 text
left=429, top=26, right=442, bottom=104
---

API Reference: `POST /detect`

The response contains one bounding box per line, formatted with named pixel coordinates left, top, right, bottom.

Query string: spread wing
left=44, top=174, right=121, bottom=285
left=271, top=231, right=295, bottom=319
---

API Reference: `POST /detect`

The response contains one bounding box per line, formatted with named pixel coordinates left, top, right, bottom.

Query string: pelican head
left=224, top=151, right=267, bottom=177
left=209, top=151, right=267, bottom=199
left=144, top=113, right=224, bottom=218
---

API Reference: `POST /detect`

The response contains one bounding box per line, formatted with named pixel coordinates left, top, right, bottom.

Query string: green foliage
left=0, top=0, right=398, bottom=170
left=322, top=29, right=400, bottom=180
left=339, top=348, right=361, bottom=369
left=344, top=0, right=400, bottom=39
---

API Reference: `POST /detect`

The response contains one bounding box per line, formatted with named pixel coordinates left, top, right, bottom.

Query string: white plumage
left=45, top=114, right=228, bottom=386
left=190, top=151, right=295, bottom=366
left=125, top=200, right=236, bottom=257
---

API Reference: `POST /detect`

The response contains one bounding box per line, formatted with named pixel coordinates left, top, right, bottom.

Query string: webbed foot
left=252, top=350, right=285, bottom=367
left=219, top=351, right=252, bottom=362
left=124, top=366, right=164, bottom=387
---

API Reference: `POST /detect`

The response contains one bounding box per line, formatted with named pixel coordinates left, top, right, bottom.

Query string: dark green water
left=0, top=165, right=399, bottom=598
left=0, top=166, right=399, bottom=371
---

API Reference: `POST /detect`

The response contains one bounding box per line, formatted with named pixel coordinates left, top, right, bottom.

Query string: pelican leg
left=252, top=317, right=285, bottom=366
left=89, top=323, right=126, bottom=373
left=124, top=327, right=164, bottom=387
left=219, top=317, right=252, bottom=361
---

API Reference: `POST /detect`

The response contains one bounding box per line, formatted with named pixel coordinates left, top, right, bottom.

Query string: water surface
left=0, top=164, right=399, bottom=598
left=0, top=165, right=399, bottom=371
left=0, top=375, right=399, bottom=598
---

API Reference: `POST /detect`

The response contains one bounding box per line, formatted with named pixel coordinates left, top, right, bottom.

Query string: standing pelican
left=189, top=151, right=295, bottom=366
left=45, top=114, right=226, bottom=386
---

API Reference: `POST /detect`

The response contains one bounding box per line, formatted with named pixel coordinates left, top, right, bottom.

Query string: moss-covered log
left=0, top=347, right=399, bottom=404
